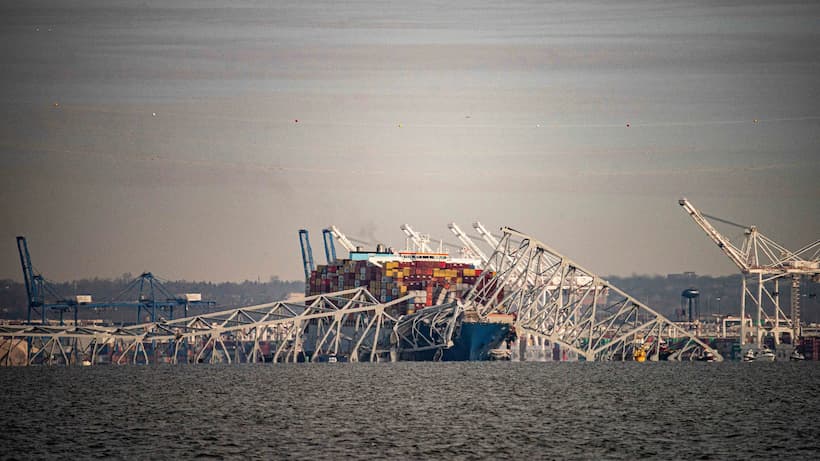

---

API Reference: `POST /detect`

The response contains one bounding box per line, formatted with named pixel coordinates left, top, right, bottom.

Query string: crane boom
left=472, top=221, right=499, bottom=249
left=321, top=229, right=337, bottom=264
left=448, top=223, right=488, bottom=264
left=16, top=236, right=45, bottom=323
left=298, top=229, right=315, bottom=281
left=678, top=198, right=750, bottom=272
left=16, top=237, right=35, bottom=310
left=328, top=225, right=357, bottom=253
left=400, top=224, right=433, bottom=253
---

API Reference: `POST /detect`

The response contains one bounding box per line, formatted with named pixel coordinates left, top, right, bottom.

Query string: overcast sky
left=1, top=0, right=818, bottom=283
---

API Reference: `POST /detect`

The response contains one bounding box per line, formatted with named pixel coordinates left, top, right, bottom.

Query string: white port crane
left=472, top=221, right=499, bottom=249
left=447, top=223, right=489, bottom=265
left=679, top=198, right=820, bottom=348
left=328, top=225, right=357, bottom=253
left=400, top=224, right=434, bottom=253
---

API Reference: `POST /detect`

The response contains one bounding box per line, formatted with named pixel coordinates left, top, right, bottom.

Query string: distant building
left=667, top=272, right=696, bottom=280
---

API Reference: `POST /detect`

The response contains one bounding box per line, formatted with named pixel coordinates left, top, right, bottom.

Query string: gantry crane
left=400, top=224, right=434, bottom=253
left=679, top=198, right=820, bottom=348
left=298, top=229, right=315, bottom=281
left=17, top=237, right=215, bottom=325
left=473, top=221, right=500, bottom=250
left=16, top=236, right=79, bottom=325
left=321, top=229, right=337, bottom=264
left=448, top=223, right=489, bottom=265
left=327, top=225, right=358, bottom=254
left=15, top=236, right=215, bottom=364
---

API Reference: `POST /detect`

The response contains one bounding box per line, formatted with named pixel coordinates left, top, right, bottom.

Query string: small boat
left=318, top=354, right=338, bottom=363
left=790, top=349, right=805, bottom=361
left=756, top=348, right=775, bottom=362
left=697, top=350, right=716, bottom=362
left=743, top=348, right=775, bottom=362
left=313, top=353, right=342, bottom=363
left=488, top=348, right=511, bottom=361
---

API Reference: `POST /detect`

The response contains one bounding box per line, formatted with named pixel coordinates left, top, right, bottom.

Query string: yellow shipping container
left=400, top=285, right=407, bottom=293
left=464, top=269, right=475, bottom=276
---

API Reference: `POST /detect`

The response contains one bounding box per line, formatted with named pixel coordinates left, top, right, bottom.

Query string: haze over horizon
left=1, top=0, right=818, bottom=284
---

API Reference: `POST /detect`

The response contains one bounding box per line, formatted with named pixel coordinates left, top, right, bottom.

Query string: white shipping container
left=75, top=295, right=92, bottom=304
left=181, top=293, right=202, bottom=302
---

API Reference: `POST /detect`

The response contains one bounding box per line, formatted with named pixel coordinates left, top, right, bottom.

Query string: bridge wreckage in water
left=0, top=228, right=721, bottom=365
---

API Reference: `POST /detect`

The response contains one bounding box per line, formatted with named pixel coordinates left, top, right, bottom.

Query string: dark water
left=1, top=362, right=819, bottom=459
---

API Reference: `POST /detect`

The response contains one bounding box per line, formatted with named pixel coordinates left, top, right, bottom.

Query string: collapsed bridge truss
left=0, top=288, right=430, bottom=366
left=463, top=228, right=722, bottom=361
left=1, top=228, right=722, bottom=365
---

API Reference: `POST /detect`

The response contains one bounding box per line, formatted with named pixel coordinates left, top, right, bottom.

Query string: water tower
left=681, top=288, right=700, bottom=324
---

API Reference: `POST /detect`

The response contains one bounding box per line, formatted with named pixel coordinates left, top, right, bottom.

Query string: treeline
left=0, top=274, right=304, bottom=322
left=607, top=274, right=742, bottom=319
left=0, top=274, right=817, bottom=323
left=607, top=274, right=819, bottom=323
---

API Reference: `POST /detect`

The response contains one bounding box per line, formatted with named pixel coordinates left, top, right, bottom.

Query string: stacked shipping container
left=800, top=337, right=820, bottom=360
left=307, top=257, right=488, bottom=315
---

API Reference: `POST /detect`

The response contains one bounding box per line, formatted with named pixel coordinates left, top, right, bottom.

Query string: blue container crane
left=322, top=228, right=337, bottom=264
left=299, top=229, right=315, bottom=281
left=109, top=272, right=215, bottom=323
left=15, top=237, right=215, bottom=325
left=17, top=236, right=41, bottom=323
left=16, top=236, right=76, bottom=325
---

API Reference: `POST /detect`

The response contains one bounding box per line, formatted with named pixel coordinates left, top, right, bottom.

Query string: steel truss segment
left=393, top=302, right=462, bottom=354
left=466, top=227, right=722, bottom=362
left=0, top=288, right=410, bottom=366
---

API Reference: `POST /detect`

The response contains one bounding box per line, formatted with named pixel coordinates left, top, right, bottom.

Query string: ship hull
left=403, top=320, right=511, bottom=361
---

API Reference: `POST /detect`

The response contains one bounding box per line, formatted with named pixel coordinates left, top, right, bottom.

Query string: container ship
left=306, top=246, right=514, bottom=361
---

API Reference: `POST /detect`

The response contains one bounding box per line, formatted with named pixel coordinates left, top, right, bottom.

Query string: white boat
left=488, top=348, right=512, bottom=361
left=790, top=349, right=805, bottom=361
left=743, top=347, right=776, bottom=362
left=756, top=348, right=775, bottom=362
left=699, top=350, right=716, bottom=362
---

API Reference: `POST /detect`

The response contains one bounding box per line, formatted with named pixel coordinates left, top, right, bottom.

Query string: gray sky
left=1, top=0, right=818, bottom=283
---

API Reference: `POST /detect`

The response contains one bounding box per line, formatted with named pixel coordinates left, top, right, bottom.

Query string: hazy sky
left=1, top=0, right=818, bottom=283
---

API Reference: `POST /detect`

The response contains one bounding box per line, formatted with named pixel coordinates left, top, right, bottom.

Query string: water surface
left=1, top=362, right=818, bottom=459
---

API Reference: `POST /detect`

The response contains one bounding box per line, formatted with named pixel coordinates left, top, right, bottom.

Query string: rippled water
left=1, top=362, right=819, bottom=459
